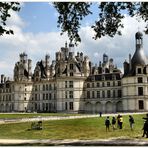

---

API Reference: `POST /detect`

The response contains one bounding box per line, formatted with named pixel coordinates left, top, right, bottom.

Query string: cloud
left=1, top=11, right=148, bottom=79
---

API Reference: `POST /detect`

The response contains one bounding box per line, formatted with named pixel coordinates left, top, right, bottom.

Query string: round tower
left=132, top=31, right=147, bottom=67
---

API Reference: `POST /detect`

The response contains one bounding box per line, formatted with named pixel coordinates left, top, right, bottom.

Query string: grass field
left=0, top=113, right=147, bottom=140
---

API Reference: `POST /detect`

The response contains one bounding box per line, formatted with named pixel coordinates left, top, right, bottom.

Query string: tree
left=53, top=2, right=148, bottom=45
left=0, top=2, right=20, bottom=36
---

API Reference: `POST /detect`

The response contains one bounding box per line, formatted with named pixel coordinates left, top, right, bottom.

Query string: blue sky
left=0, top=2, right=148, bottom=79
left=19, top=2, right=59, bottom=33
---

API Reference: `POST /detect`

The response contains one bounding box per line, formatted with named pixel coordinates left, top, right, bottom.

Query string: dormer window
left=137, top=68, right=142, bottom=74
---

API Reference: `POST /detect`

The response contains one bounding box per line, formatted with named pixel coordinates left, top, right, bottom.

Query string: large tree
left=1, top=2, right=148, bottom=45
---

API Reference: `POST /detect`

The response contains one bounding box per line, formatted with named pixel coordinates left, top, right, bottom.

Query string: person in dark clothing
left=117, top=114, right=120, bottom=129
left=112, top=116, right=116, bottom=130
left=129, top=115, right=135, bottom=131
left=99, top=112, right=102, bottom=117
left=142, top=114, right=148, bottom=138
left=105, top=116, right=111, bottom=132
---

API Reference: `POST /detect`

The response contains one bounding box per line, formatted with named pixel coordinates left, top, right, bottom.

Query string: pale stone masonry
left=0, top=32, right=148, bottom=113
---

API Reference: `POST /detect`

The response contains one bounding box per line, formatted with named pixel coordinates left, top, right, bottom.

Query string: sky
left=1, top=2, right=148, bottom=79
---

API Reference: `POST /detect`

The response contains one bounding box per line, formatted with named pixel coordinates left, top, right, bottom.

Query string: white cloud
left=1, top=11, right=148, bottom=79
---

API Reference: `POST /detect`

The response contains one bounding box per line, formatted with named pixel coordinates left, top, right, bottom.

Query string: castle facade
left=0, top=32, right=148, bottom=113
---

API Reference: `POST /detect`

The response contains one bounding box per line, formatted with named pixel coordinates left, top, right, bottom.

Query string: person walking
left=112, top=116, right=116, bottom=130
left=105, top=116, right=111, bottom=132
left=129, top=115, right=134, bottom=130
left=119, top=115, right=123, bottom=129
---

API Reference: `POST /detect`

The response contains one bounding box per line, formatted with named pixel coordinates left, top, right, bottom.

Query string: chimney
left=1, top=74, right=4, bottom=83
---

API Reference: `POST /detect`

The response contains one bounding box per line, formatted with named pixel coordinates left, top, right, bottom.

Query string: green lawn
left=0, top=114, right=147, bottom=140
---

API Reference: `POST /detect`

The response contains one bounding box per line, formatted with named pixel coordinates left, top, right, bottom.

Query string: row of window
left=86, top=81, right=121, bottom=88
left=0, top=95, right=12, bottom=101
left=34, top=84, right=56, bottom=91
left=0, top=88, right=11, bottom=93
left=86, top=90, right=122, bottom=99
left=29, top=93, right=56, bottom=101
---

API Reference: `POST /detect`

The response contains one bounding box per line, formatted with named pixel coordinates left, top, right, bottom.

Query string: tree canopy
left=0, top=2, right=148, bottom=45
left=54, top=2, right=148, bottom=45
left=0, top=2, right=20, bottom=35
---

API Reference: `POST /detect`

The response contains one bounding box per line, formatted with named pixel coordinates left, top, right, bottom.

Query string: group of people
left=104, top=114, right=134, bottom=132
left=104, top=113, right=148, bottom=138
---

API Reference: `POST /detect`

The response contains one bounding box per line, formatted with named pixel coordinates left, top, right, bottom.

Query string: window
left=70, top=72, right=73, bottom=76
left=138, top=77, right=143, bottom=83
left=97, top=91, right=100, bottom=98
left=138, top=87, right=143, bottom=96
left=46, top=94, right=48, bottom=100
left=102, top=91, right=105, bottom=98
left=97, top=83, right=100, bottom=87
left=113, top=90, right=116, bottom=98
left=49, top=93, right=51, bottom=100
left=138, top=68, right=142, bottom=74
left=35, top=94, right=37, bottom=100
left=43, top=85, right=45, bottom=91
left=87, top=83, right=90, bottom=88
left=70, top=64, right=73, bottom=70
left=69, top=91, right=73, bottom=99
left=43, top=94, right=45, bottom=100
left=92, top=83, right=94, bottom=88
left=46, top=84, right=48, bottom=91
left=92, top=91, right=95, bottom=98
left=118, top=90, right=122, bottom=97
left=65, top=102, right=67, bottom=110
left=49, top=84, right=52, bottom=90
left=102, top=82, right=105, bottom=87
left=69, top=81, right=73, bottom=88
left=107, top=90, right=111, bottom=98
left=139, top=100, right=144, bottom=109
left=24, top=97, right=26, bottom=101
left=118, top=81, right=121, bottom=86
left=113, top=81, right=115, bottom=86
left=87, top=91, right=90, bottom=98
left=107, top=82, right=110, bottom=87
left=69, top=102, right=73, bottom=110
left=65, top=91, right=68, bottom=99
left=65, top=81, right=67, bottom=88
